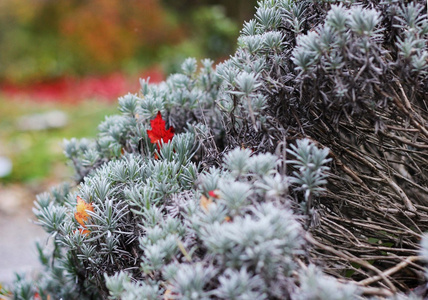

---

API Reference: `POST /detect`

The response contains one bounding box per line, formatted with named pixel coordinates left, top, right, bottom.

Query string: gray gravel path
left=0, top=186, right=47, bottom=286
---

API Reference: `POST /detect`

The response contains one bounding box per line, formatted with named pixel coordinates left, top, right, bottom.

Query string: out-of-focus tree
left=59, top=0, right=183, bottom=72
left=0, top=0, right=182, bottom=83
left=162, top=0, right=257, bottom=23
left=158, top=5, right=240, bottom=74
left=0, top=0, right=255, bottom=84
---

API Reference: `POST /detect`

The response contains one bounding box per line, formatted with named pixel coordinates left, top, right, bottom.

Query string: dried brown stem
left=305, top=232, right=397, bottom=293
left=358, top=256, right=423, bottom=286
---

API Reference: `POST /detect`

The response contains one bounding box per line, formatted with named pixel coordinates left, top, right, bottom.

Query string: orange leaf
left=74, top=196, right=94, bottom=227
left=200, top=194, right=213, bottom=212
left=74, top=228, right=91, bottom=236
left=147, top=111, right=174, bottom=148
left=163, top=289, right=173, bottom=300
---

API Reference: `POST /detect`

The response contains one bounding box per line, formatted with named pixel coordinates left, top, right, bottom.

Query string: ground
left=0, top=184, right=47, bottom=285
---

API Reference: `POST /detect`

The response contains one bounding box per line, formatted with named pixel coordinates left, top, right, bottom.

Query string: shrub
left=9, top=0, right=428, bottom=299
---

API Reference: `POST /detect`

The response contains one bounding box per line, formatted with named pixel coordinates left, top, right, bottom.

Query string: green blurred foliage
left=158, top=6, right=240, bottom=74
left=0, top=0, right=183, bottom=83
left=0, top=0, right=254, bottom=84
left=192, top=6, right=240, bottom=58
left=162, top=0, right=258, bottom=24
left=0, top=100, right=117, bottom=183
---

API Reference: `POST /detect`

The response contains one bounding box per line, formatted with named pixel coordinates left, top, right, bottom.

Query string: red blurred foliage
left=0, top=67, right=164, bottom=103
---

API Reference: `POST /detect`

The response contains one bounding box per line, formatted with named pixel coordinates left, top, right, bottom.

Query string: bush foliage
left=9, top=0, right=428, bottom=299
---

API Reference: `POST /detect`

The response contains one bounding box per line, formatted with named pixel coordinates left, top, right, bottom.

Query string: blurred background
left=0, top=0, right=256, bottom=285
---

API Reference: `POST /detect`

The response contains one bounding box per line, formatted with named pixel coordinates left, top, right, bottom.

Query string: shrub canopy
left=10, top=0, right=428, bottom=299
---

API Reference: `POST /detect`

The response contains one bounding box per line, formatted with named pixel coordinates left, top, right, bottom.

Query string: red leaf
left=147, top=111, right=174, bottom=149
left=208, top=190, right=220, bottom=199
